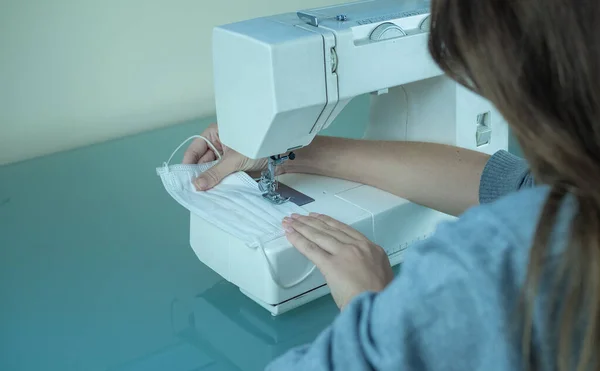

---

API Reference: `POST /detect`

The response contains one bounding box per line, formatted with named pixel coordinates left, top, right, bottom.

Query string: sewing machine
left=190, top=0, right=509, bottom=315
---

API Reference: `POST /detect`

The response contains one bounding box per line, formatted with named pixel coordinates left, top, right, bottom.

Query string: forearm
left=283, top=136, right=490, bottom=216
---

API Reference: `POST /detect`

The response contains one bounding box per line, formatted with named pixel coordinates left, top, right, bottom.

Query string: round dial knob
left=370, top=22, right=406, bottom=41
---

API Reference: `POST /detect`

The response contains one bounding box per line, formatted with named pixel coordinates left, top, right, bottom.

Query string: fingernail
left=282, top=217, right=291, bottom=224
left=309, top=212, right=320, bottom=217
left=291, top=213, right=301, bottom=219
left=195, top=178, right=208, bottom=191
left=284, top=225, right=294, bottom=233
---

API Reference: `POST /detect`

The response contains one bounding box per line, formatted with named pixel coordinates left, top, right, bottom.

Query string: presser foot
left=258, top=152, right=296, bottom=205
left=258, top=171, right=290, bottom=205
left=261, top=192, right=290, bottom=205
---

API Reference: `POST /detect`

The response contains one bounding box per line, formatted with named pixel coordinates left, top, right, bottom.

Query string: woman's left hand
left=282, top=213, right=394, bottom=310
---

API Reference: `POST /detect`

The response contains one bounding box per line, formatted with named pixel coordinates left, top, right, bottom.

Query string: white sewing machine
left=190, top=0, right=509, bottom=315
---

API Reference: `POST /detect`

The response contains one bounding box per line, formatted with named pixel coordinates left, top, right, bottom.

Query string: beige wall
left=0, top=0, right=347, bottom=165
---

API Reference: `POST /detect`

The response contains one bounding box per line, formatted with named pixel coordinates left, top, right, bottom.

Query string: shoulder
left=358, top=188, right=559, bottom=369
left=379, top=187, right=557, bottom=347
left=458, top=185, right=550, bottom=248
left=441, top=184, right=574, bottom=261
left=402, top=186, right=553, bottom=294
left=400, top=184, right=577, bottom=303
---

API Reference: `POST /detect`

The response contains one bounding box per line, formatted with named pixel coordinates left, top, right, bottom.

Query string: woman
left=184, top=0, right=599, bottom=370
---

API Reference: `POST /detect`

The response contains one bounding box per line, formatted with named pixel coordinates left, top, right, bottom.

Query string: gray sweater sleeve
left=479, top=150, right=534, bottom=204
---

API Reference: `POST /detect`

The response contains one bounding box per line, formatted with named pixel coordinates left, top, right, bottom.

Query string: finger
left=198, top=150, right=216, bottom=164
left=283, top=217, right=344, bottom=254
left=289, top=214, right=356, bottom=244
left=285, top=229, right=331, bottom=268
left=312, top=213, right=368, bottom=241
left=182, top=138, right=209, bottom=164
left=194, top=157, right=238, bottom=191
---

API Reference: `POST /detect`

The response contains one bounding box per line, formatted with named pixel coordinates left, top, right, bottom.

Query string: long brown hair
left=428, top=1, right=600, bottom=370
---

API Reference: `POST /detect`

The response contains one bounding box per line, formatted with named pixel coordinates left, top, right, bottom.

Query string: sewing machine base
left=188, top=174, right=448, bottom=315
left=241, top=249, right=405, bottom=316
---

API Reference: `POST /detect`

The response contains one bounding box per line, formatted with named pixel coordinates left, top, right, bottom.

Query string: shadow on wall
left=324, top=94, right=523, bottom=158
left=320, top=95, right=371, bottom=139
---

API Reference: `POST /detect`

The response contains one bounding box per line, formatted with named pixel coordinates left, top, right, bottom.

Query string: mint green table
left=0, top=98, right=372, bottom=371
left=0, top=95, right=521, bottom=371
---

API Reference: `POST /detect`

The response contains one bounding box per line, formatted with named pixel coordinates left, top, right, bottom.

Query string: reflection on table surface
left=0, top=110, right=375, bottom=371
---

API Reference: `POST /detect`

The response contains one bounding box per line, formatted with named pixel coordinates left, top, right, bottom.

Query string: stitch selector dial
left=370, top=22, right=406, bottom=41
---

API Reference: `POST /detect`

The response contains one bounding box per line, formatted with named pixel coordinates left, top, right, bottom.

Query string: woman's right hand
left=182, top=123, right=268, bottom=191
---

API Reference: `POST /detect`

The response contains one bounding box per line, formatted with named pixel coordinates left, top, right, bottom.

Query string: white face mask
left=156, top=137, right=306, bottom=247
left=156, top=136, right=314, bottom=289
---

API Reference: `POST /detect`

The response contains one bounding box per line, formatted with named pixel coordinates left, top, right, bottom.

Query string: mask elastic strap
left=256, top=240, right=317, bottom=289
left=164, top=135, right=223, bottom=169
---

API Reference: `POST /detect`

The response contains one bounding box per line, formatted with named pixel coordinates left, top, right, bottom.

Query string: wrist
left=280, top=152, right=304, bottom=175
left=275, top=162, right=287, bottom=176
left=279, top=150, right=304, bottom=175
left=281, top=136, right=329, bottom=175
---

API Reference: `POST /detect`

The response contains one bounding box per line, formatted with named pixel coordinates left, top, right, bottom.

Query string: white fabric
left=156, top=161, right=307, bottom=248
left=156, top=136, right=315, bottom=289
